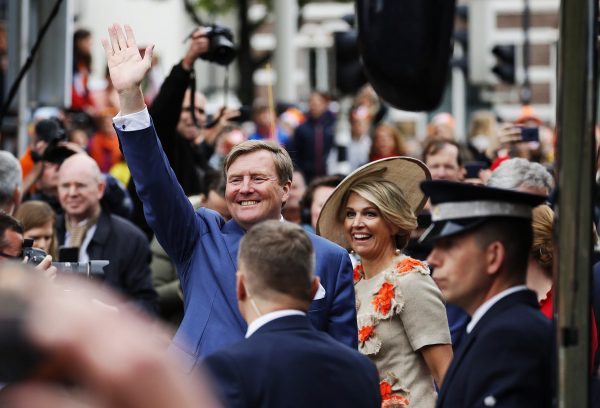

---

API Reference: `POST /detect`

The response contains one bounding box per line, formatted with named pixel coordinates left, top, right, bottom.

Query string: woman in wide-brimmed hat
left=317, top=157, right=452, bottom=407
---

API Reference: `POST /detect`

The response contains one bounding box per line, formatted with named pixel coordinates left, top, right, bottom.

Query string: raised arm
left=101, top=24, right=153, bottom=115
left=103, top=24, right=200, bottom=267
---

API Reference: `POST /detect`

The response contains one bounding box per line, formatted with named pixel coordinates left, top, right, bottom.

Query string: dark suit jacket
left=203, top=315, right=381, bottom=408
left=56, top=209, right=158, bottom=314
left=437, top=289, right=553, bottom=408
left=117, top=123, right=358, bottom=368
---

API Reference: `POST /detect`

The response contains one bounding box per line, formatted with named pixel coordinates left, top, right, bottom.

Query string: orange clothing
left=89, top=132, right=122, bottom=173
left=20, top=147, right=34, bottom=179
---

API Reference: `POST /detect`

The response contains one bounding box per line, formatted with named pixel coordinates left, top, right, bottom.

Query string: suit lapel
left=438, top=328, right=478, bottom=406
left=87, top=211, right=110, bottom=260
left=222, top=219, right=246, bottom=269
left=437, top=290, right=539, bottom=406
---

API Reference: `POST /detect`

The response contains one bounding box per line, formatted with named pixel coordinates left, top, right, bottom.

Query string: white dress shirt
left=245, top=310, right=306, bottom=338
left=466, top=285, right=529, bottom=334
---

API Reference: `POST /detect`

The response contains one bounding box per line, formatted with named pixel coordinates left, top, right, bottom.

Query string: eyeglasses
left=0, top=251, right=21, bottom=260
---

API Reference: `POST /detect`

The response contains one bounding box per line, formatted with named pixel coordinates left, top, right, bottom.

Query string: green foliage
left=193, top=0, right=237, bottom=15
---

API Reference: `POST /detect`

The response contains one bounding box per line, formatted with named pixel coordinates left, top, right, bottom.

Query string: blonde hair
left=468, top=110, right=497, bottom=139
left=14, top=200, right=58, bottom=258
left=530, top=204, right=554, bottom=276
left=340, top=177, right=417, bottom=249
left=370, top=123, right=407, bottom=158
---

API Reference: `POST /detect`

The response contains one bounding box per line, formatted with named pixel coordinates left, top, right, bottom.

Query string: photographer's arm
left=148, top=29, right=209, bottom=138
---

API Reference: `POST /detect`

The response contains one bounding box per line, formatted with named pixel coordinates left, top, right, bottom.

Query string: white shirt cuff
left=113, top=107, right=151, bottom=131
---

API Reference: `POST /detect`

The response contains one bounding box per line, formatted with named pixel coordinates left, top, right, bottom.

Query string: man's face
left=310, top=185, right=335, bottom=229
left=38, top=162, right=60, bottom=196
left=177, top=91, right=206, bottom=141
left=426, top=144, right=464, bottom=181
left=308, top=93, right=328, bottom=119
left=0, top=229, right=23, bottom=259
left=225, top=150, right=291, bottom=230
left=426, top=231, right=490, bottom=314
left=58, top=158, right=105, bottom=222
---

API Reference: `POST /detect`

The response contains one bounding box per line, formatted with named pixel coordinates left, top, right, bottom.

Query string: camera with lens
left=199, top=24, right=236, bottom=66
left=22, top=239, right=108, bottom=279
left=31, top=118, right=68, bottom=163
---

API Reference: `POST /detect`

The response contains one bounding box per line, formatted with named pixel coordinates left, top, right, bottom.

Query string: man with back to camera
left=103, top=24, right=357, bottom=365
left=204, top=220, right=381, bottom=408
left=420, top=180, right=552, bottom=407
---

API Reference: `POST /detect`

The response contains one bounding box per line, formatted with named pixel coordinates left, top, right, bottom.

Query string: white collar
left=466, top=285, right=528, bottom=333
left=245, top=309, right=306, bottom=338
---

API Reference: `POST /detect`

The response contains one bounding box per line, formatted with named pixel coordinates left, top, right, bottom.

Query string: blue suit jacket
left=117, top=123, right=358, bottom=369
left=203, top=315, right=381, bottom=408
left=437, top=289, right=553, bottom=408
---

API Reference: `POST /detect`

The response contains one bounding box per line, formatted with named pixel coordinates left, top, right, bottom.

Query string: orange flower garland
left=396, top=257, right=424, bottom=274
left=380, top=381, right=393, bottom=400
left=353, top=263, right=364, bottom=284
left=380, top=380, right=409, bottom=407
left=372, top=282, right=395, bottom=315
left=358, top=325, right=375, bottom=344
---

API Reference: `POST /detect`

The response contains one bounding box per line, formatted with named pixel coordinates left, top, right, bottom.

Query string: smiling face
left=225, top=150, right=291, bottom=230
left=343, top=192, right=397, bottom=262
left=58, top=155, right=105, bottom=223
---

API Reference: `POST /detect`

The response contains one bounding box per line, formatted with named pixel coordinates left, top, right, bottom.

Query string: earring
left=395, top=248, right=401, bottom=256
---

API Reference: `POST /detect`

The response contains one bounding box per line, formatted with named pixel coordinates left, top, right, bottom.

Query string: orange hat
left=514, top=105, right=543, bottom=126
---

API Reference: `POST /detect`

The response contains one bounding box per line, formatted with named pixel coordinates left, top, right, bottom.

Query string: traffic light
left=451, top=5, right=469, bottom=75
left=333, top=30, right=367, bottom=95
left=491, top=44, right=516, bottom=84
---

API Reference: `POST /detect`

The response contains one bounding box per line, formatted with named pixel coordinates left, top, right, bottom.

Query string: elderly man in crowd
left=103, top=24, right=356, bottom=365
left=486, top=157, right=554, bottom=195
left=55, top=153, right=157, bottom=313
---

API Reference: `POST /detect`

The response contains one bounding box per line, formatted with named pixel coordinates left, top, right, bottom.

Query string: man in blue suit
left=420, top=180, right=553, bottom=407
left=204, top=220, right=380, bottom=408
left=102, top=24, right=357, bottom=368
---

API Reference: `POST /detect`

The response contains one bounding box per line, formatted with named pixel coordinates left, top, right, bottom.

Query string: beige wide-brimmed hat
left=316, top=157, right=431, bottom=249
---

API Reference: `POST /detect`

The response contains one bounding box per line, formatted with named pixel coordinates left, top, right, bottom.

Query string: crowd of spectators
left=0, top=21, right=598, bottom=408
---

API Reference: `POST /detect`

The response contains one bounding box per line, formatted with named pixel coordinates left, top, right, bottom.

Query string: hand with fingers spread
left=101, top=24, right=153, bottom=114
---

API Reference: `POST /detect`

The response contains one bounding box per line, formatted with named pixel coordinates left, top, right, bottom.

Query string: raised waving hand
left=101, top=24, right=153, bottom=114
